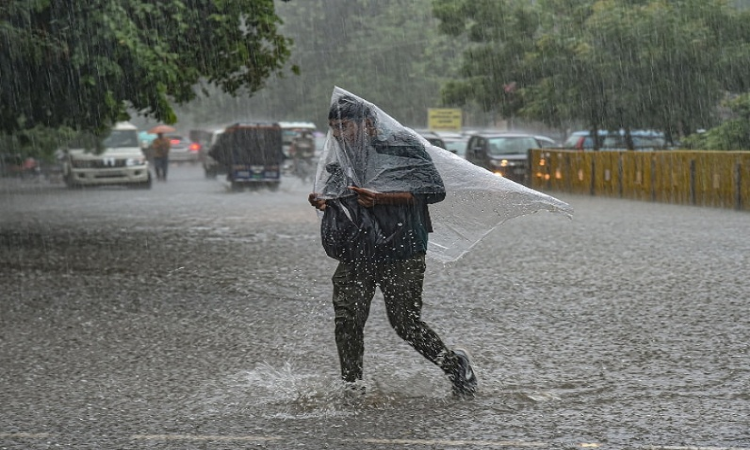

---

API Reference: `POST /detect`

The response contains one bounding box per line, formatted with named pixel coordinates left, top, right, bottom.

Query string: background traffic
left=12, top=122, right=679, bottom=191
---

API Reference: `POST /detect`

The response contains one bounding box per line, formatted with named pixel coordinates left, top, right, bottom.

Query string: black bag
left=321, top=197, right=387, bottom=262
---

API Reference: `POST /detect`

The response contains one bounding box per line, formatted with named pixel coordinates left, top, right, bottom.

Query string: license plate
left=95, top=172, right=124, bottom=178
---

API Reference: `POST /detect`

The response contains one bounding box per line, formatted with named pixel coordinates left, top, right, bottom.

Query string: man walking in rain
left=150, top=132, right=171, bottom=181
left=308, top=92, right=477, bottom=397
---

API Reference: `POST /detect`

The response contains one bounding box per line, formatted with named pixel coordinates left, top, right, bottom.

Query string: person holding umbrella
left=149, top=125, right=174, bottom=181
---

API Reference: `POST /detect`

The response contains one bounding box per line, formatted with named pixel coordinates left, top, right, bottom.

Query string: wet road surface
left=1, top=165, right=748, bottom=449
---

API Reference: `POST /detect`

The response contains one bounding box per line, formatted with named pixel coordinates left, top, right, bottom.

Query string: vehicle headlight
left=126, top=157, right=146, bottom=166
left=494, top=159, right=522, bottom=168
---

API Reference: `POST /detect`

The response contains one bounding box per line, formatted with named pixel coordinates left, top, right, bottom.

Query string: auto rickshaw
left=208, top=122, right=285, bottom=191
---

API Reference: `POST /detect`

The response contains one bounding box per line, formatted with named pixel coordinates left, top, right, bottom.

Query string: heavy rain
left=1, top=1, right=749, bottom=449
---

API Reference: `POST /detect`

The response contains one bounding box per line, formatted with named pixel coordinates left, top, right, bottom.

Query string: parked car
left=62, top=122, right=151, bottom=189
left=464, top=132, right=556, bottom=185
left=443, top=136, right=469, bottom=158
left=433, top=131, right=464, bottom=140
left=162, top=134, right=200, bottom=163
left=414, top=129, right=447, bottom=150
left=422, top=130, right=471, bottom=157
left=533, top=135, right=560, bottom=148
left=563, top=129, right=667, bottom=151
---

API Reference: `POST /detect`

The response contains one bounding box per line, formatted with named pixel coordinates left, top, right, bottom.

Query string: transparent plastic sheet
left=314, top=87, right=573, bottom=263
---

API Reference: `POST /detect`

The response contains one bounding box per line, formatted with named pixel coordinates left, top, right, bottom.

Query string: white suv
left=62, top=122, right=152, bottom=189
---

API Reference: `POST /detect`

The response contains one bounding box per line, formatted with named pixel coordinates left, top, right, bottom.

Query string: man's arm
left=348, top=186, right=414, bottom=207
left=374, top=191, right=415, bottom=205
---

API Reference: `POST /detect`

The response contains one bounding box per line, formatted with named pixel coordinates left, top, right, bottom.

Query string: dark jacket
left=321, top=135, right=445, bottom=263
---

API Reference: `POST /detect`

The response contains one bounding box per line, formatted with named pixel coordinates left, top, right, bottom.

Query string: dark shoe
left=449, top=348, right=477, bottom=397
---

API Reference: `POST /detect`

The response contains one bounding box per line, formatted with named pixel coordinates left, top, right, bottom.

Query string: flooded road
left=1, top=165, right=748, bottom=449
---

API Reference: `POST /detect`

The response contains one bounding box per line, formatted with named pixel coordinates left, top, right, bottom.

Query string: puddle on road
left=189, top=361, right=567, bottom=421
left=193, top=362, right=445, bottom=419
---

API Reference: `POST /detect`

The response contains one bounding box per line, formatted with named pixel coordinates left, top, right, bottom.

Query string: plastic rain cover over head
left=314, top=87, right=573, bottom=263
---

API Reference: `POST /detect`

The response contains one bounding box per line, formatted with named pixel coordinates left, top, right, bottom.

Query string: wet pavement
left=1, top=165, right=748, bottom=449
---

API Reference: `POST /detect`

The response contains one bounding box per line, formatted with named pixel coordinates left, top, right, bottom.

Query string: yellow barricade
left=530, top=149, right=750, bottom=211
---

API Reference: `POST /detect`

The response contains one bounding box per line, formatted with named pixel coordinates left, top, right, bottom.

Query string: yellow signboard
left=428, top=108, right=462, bottom=130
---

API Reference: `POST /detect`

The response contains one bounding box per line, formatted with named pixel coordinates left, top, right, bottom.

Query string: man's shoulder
left=378, top=131, right=423, bottom=146
left=374, top=132, right=429, bottom=158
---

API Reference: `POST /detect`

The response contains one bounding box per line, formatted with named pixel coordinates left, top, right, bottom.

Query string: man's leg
left=332, top=261, right=376, bottom=382
left=163, top=157, right=169, bottom=181
left=379, top=254, right=450, bottom=365
left=380, top=254, right=477, bottom=395
left=157, top=158, right=165, bottom=180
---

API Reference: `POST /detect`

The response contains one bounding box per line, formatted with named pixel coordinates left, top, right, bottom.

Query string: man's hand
left=348, top=186, right=379, bottom=208
left=348, top=186, right=414, bottom=207
left=308, top=193, right=327, bottom=211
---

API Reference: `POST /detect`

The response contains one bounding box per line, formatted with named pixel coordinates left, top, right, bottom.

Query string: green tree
left=0, top=0, right=295, bottom=146
left=433, top=0, right=750, bottom=147
left=682, top=94, right=750, bottom=150
left=175, top=0, right=468, bottom=130
left=434, top=0, right=542, bottom=125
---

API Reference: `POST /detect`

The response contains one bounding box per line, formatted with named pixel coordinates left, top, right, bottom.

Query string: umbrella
left=148, top=124, right=176, bottom=134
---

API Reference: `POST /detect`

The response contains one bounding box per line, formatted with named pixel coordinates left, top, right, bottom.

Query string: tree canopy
left=175, top=0, right=466, bottom=131
left=432, top=0, right=750, bottom=145
left=682, top=93, right=750, bottom=150
left=7, top=0, right=750, bottom=158
left=0, top=0, right=295, bottom=139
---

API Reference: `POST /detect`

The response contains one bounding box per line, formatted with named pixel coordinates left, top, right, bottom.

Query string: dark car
left=563, top=129, right=667, bottom=151
left=442, top=136, right=469, bottom=158
left=430, top=131, right=469, bottom=157
left=414, top=129, right=447, bottom=150
left=464, top=132, right=556, bottom=185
